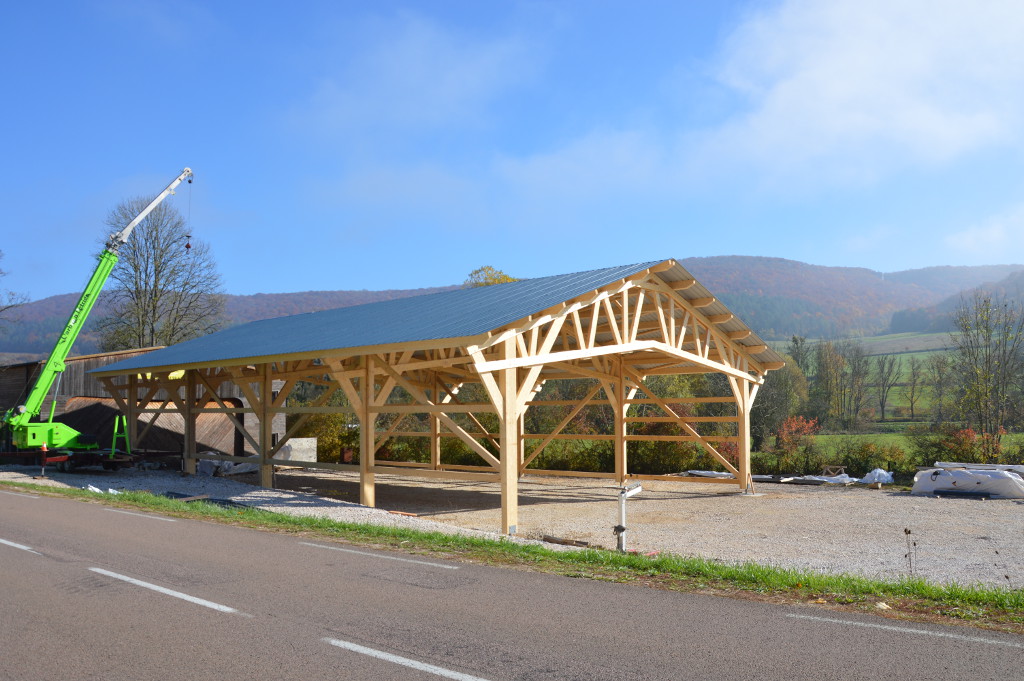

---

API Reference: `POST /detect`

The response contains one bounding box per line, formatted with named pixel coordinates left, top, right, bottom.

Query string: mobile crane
left=2, top=168, right=194, bottom=457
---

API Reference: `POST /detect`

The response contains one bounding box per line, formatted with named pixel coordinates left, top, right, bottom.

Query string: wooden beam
left=499, top=337, right=519, bottom=534
left=360, top=356, right=376, bottom=507
left=669, top=279, right=696, bottom=290
left=521, top=383, right=603, bottom=470
left=376, top=359, right=501, bottom=468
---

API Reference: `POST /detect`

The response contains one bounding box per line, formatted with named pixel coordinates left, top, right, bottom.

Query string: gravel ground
left=3, top=464, right=1022, bottom=588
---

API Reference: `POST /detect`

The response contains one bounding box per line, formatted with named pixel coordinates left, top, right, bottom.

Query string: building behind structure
left=1, top=348, right=284, bottom=454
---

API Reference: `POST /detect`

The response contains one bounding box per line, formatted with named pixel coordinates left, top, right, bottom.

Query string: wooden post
left=259, top=364, right=274, bottom=488
left=182, top=370, right=197, bottom=474
left=430, top=375, right=441, bottom=470
left=499, top=337, right=518, bottom=534
left=360, top=355, right=376, bottom=507
left=614, top=359, right=627, bottom=484
left=127, top=374, right=139, bottom=451
left=731, top=376, right=753, bottom=493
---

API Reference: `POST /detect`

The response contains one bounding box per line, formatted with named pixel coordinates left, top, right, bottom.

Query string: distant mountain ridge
left=0, top=286, right=458, bottom=357
left=677, top=257, right=1023, bottom=339
left=890, top=269, right=1024, bottom=333
left=1, top=257, right=1021, bottom=358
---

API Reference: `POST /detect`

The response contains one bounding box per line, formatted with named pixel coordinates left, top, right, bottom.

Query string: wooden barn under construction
left=91, top=260, right=785, bottom=534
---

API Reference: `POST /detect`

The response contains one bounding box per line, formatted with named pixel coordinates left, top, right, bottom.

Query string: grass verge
left=4, top=479, right=1023, bottom=635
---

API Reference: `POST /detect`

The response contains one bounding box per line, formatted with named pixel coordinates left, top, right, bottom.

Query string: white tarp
left=912, top=468, right=1024, bottom=499
left=860, top=468, right=894, bottom=484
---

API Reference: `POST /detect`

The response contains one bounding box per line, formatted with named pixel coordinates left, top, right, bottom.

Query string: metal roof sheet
left=94, top=259, right=786, bottom=376
left=95, top=261, right=665, bottom=374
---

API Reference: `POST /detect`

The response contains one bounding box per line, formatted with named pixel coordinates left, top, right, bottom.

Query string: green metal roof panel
left=95, top=261, right=664, bottom=374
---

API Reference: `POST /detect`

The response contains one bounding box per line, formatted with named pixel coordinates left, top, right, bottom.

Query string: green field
left=857, top=331, right=953, bottom=356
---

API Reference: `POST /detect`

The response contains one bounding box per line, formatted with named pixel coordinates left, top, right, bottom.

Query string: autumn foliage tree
left=463, top=266, right=517, bottom=287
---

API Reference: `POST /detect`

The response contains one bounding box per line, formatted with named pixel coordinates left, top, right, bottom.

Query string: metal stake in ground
left=613, top=483, right=642, bottom=552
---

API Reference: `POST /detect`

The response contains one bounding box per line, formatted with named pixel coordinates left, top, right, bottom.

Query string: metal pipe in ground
left=613, top=483, right=642, bottom=552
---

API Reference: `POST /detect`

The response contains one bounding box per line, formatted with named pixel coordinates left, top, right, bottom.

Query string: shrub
left=835, top=438, right=916, bottom=477
left=769, top=416, right=821, bottom=475
left=907, top=424, right=1007, bottom=466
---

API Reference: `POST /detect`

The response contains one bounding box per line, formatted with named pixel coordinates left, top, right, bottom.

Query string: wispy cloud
left=95, top=0, right=215, bottom=45
left=294, top=13, right=535, bottom=139
left=698, top=0, right=1024, bottom=186
left=495, top=129, right=669, bottom=199
left=944, top=205, right=1024, bottom=261
left=497, top=0, right=1024, bottom=202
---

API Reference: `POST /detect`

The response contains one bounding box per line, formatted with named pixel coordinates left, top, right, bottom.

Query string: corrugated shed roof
left=95, top=261, right=665, bottom=374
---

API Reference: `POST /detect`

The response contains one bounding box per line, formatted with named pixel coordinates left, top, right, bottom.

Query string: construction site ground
left=244, top=468, right=1023, bottom=588
left=2, top=463, right=1021, bottom=588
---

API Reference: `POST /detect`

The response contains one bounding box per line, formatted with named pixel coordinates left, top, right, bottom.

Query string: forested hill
left=889, top=269, right=1024, bottom=333
left=0, top=286, right=457, bottom=357
left=2, top=257, right=1022, bottom=358
left=678, top=257, right=1022, bottom=339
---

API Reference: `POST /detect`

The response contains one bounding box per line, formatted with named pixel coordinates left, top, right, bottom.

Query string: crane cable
left=185, top=172, right=193, bottom=253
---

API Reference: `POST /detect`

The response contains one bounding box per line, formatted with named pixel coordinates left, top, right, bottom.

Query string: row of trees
left=753, top=292, right=1024, bottom=459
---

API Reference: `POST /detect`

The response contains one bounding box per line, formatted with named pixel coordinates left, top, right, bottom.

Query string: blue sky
left=3, top=0, right=1024, bottom=301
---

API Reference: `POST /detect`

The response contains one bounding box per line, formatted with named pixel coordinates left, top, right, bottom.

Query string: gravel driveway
left=3, top=465, right=1021, bottom=588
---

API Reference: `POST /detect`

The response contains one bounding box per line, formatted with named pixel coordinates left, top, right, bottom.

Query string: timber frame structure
left=93, top=260, right=785, bottom=534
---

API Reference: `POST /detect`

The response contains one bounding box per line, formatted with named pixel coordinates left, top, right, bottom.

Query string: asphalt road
left=1, top=488, right=1021, bottom=681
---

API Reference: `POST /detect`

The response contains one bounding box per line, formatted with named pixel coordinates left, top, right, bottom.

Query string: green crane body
left=2, top=168, right=193, bottom=451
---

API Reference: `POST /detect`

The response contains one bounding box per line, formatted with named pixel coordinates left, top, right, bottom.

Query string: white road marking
left=105, top=508, right=176, bottom=522
left=0, top=538, right=41, bottom=555
left=300, top=542, right=459, bottom=570
left=323, top=638, right=490, bottom=681
left=0, top=490, right=39, bottom=499
left=89, top=568, right=245, bottom=615
left=786, top=614, right=1024, bottom=649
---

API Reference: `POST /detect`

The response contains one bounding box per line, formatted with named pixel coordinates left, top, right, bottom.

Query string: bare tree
left=902, top=355, right=924, bottom=420
left=926, top=352, right=952, bottom=424
left=98, top=198, right=225, bottom=351
left=787, top=335, right=811, bottom=374
left=872, top=354, right=901, bottom=421
left=0, top=250, right=27, bottom=332
left=843, top=342, right=871, bottom=429
left=809, top=340, right=869, bottom=429
left=808, top=341, right=843, bottom=425
left=950, top=292, right=1024, bottom=444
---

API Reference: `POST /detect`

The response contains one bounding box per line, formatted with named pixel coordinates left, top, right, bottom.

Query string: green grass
left=4, top=479, right=1023, bottom=633
left=856, top=332, right=952, bottom=356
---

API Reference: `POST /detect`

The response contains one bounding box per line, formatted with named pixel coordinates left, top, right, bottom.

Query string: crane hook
left=185, top=234, right=192, bottom=252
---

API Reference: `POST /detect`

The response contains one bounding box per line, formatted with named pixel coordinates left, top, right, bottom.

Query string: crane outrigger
left=2, top=168, right=193, bottom=454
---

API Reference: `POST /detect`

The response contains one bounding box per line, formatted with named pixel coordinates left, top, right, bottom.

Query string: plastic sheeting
left=197, top=456, right=260, bottom=477
left=912, top=468, right=1024, bottom=499
left=861, top=468, right=894, bottom=484
left=688, top=469, right=894, bottom=485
